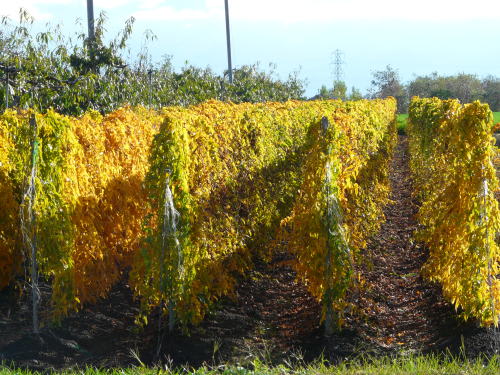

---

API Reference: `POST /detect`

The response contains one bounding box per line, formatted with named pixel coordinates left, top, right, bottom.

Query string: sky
left=2, top=0, right=500, bottom=97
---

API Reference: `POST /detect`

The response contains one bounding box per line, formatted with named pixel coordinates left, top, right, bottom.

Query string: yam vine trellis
left=4, top=97, right=496, bottom=331
left=408, top=97, right=500, bottom=326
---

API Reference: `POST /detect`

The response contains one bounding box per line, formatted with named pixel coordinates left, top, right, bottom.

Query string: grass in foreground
left=2, top=354, right=500, bottom=375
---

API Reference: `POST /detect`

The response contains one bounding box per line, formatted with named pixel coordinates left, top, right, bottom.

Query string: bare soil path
left=352, top=136, right=458, bottom=353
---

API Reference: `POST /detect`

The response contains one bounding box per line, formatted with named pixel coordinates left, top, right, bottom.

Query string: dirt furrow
left=355, top=135, right=457, bottom=352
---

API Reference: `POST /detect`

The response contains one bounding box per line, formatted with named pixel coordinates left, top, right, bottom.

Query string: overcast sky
left=3, top=0, right=500, bottom=96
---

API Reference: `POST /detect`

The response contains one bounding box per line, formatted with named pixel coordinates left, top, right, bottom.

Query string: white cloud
left=133, top=5, right=221, bottom=22
left=0, top=0, right=171, bottom=20
left=93, top=0, right=169, bottom=11
left=93, top=0, right=133, bottom=10
left=1, top=0, right=73, bottom=20
left=4, top=0, right=500, bottom=23
left=133, top=0, right=500, bottom=22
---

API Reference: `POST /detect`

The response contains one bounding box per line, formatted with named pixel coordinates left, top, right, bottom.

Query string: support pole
left=224, top=0, right=233, bottom=84
left=322, top=116, right=334, bottom=337
left=483, top=168, right=499, bottom=351
left=156, top=174, right=181, bottom=357
left=148, top=69, right=153, bottom=108
left=5, top=71, right=9, bottom=109
left=87, top=0, right=97, bottom=73
left=21, top=115, right=40, bottom=335
left=30, top=116, right=39, bottom=335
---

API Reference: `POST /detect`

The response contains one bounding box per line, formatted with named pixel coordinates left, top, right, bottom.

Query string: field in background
left=494, top=112, right=500, bottom=125
left=397, top=114, right=408, bottom=134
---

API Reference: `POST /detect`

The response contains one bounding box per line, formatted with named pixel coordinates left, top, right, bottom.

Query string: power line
left=331, top=49, right=344, bottom=83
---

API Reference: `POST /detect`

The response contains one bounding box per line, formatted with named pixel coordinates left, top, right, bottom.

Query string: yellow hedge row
left=0, top=117, right=20, bottom=289
left=280, top=99, right=397, bottom=327
left=132, top=99, right=397, bottom=327
left=1, top=99, right=396, bottom=328
left=0, top=107, right=161, bottom=316
left=408, top=97, right=500, bottom=325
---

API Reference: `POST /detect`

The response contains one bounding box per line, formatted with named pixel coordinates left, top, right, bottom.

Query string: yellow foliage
left=132, top=99, right=397, bottom=326
left=0, top=107, right=161, bottom=317
left=279, top=99, right=397, bottom=324
left=0, top=114, right=20, bottom=289
left=0, top=99, right=396, bottom=328
left=68, top=107, right=161, bottom=308
left=408, top=97, right=500, bottom=326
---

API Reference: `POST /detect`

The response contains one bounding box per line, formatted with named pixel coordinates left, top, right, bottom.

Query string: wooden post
left=168, top=300, right=175, bottom=332
left=322, top=116, right=334, bottom=337
left=156, top=172, right=182, bottom=360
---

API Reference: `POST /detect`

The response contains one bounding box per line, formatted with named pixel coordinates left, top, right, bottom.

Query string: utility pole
left=87, top=0, right=95, bottom=42
left=224, top=0, right=233, bottom=83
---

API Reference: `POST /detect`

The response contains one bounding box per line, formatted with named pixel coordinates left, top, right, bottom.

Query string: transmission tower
left=331, top=49, right=345, bottom=83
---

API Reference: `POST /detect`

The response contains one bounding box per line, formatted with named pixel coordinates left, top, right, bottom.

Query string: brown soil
left=0, top=135, right=497, bottom=371
left=353, top=136, right=459, bottom=352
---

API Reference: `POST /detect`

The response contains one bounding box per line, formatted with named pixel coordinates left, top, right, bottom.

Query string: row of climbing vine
left=0, top=99, right=396, bottom=330
left=134, top=98, right=397, bottom=328
left=0, top=107, right=161, bottom=316
left=408, top=97, right=500, bottom=326
left=279, top=99, right=397, bottom=330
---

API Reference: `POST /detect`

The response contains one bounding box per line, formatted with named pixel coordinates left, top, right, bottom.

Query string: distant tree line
left=407, top=73, right=499, bottom=112
left=0, top=10, right=305, bottom=116
left=317, top=65, right=499, bottom=113
left=2, top=10, right=497, bottom=116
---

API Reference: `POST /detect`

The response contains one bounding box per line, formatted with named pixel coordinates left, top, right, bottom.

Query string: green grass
left=397, top=114, right=408, bottom=135
left=494, top=112, right=500, bottom=125
left=2, top=354, right=500, bottom=375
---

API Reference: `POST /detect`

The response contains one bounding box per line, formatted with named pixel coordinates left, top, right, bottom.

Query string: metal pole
left=87, top=0, right=97, bottom=73
left=148, top=69, right=153, bottom=108
left=224, top=0, right=233, bottom=84
left=5, top=71, right=9, bottom=109
left=87, top=0, right=95, bottom=41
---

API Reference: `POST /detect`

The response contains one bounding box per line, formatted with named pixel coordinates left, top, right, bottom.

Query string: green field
left=397, top=113, right=408, bottom=135
left=494, top=112, right=500, bottom=124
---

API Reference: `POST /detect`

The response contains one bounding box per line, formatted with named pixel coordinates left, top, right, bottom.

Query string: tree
left=349, top=87, right=363, bottom=101
left=482, top=76, right=500, bottom=112
left=0, top=9, right=306, bottom=115
left=370, top=65, right=407, bottom=112
left=408, top=73, right=491, bottom=107
left=315, top=85, right=332, bottom=100
left=332, top=80, right=347, bottom=100
left=448, top=74, right=484, bottom=104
